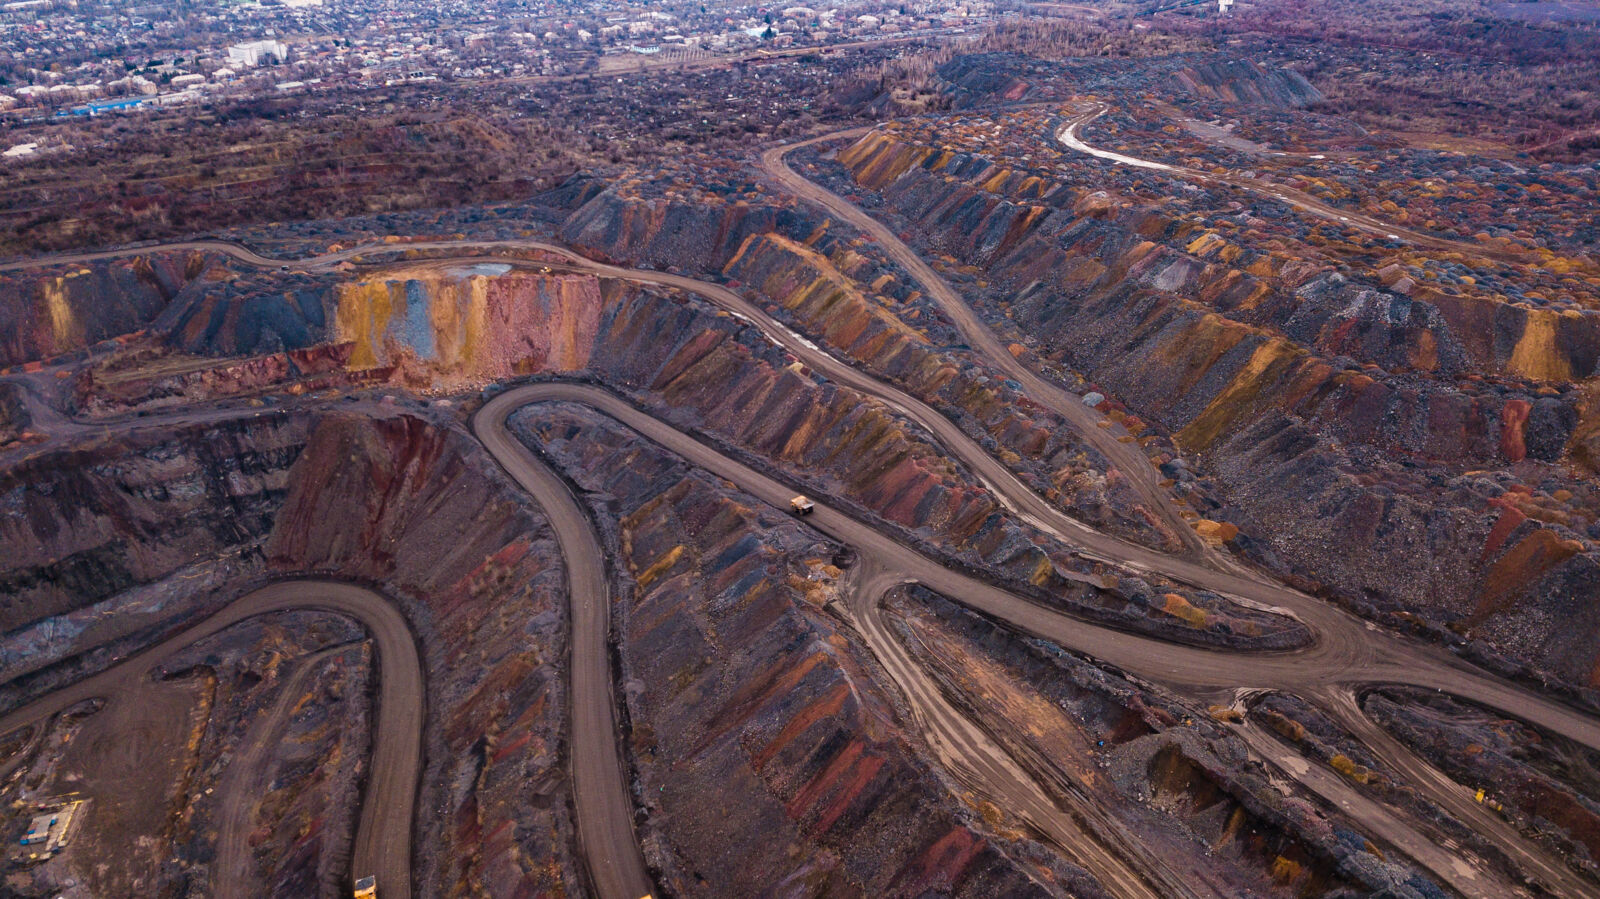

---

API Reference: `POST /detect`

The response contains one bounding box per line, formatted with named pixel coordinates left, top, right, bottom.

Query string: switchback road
left=763, top=132, right=1221, bottom=567
left=0, top=581, right=421, bottom=899
left=473, top=389, right=655, bottom=899
left=478, top=381, right=1599, bottom=899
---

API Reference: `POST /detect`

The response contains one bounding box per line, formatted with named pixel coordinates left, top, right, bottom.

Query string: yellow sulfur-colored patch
left=1506, top=309, right=1573, bottom=382
left=42, top=278, right=83, bottom=349
left=634, top=545, right=688, bottom=590
left=1161, top=593, right=1208, bottom=628
left=1177, top=338, right=1298, bottom=452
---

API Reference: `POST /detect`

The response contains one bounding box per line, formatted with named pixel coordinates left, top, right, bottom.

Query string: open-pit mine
left=5, top=11, right=1600, bottom=899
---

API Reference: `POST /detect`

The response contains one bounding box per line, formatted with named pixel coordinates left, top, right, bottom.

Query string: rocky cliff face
left=333, top=266, right=603, bottom=383
left=70, top=344, right=356, bottom=417
left=265, top=409, right=577, bottom=898
left=830, top=127, right=1600, bottom=684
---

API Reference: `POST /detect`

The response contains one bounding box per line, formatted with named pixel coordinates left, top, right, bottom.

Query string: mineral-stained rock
left=0, top=252, right=208, bottom=366
left=332, top=267, right=602, bottom=382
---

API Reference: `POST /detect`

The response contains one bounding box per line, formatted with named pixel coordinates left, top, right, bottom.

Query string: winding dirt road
left=1057, top=106, right=1530, bottom=262
left=477, top=380, right=1599, bottom=898
left=763, top=134, right=1219, bottom=566
left=0, top=582, right=421, bottom=899
left=11, top=231, right=1600, bottom=895
left=473, top=390, right=654, bottom=899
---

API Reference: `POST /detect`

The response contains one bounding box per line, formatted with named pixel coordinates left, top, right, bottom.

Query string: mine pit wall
left=332, top=269, right=602, bottom=382
left=512, top=403, right=1097, bottom=897
left=0, top=407, right=582, bottom=896
left=830, top=129, right=1600, bottom=688
left=348, top=265, right=1300, bottom=645
left=0, top=252, right=207, bottom=368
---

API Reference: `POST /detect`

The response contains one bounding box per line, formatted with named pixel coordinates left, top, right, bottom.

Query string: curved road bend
left=484, top=381, right=1600, bottom=899
left=472, top=391, right=654, bottom=899
left=0, top=165, right=1216, bottom=569
left=1057, top=106, right=1531, bottom=263
left=5, top=209, right=1597, bottom=889
left=403, top=252, right=1244, bottom=601
left=0, top=581, right=421, bottom=899
left=753, top=129, right=1600, bottom=889
left=852, top=563, right=1197, bottom=899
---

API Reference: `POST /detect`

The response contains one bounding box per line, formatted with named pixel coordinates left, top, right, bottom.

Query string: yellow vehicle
left=353, top=875, right=377, bottom=899
left=790, top=495, right=815, bottom=515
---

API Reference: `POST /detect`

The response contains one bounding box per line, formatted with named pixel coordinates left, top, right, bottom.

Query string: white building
left=109, top=74, right=158, bottom=95
left=227, top=39, right=289, bottom=67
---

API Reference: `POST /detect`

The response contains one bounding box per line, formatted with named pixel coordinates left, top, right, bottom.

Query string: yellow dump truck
left=353, top=876, right=377, bottom=898
left=790, top=496, right=815, bottom=515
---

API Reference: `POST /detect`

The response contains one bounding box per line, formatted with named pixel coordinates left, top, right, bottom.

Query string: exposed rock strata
left=828, top=126, right=1600, bottom=685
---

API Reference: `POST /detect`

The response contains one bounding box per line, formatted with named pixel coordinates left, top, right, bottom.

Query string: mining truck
left=790, top=496, right=815, bottom=515
left=353, top=876, right=377, bottom=898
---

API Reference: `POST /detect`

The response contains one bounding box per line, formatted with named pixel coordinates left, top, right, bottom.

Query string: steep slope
left=822, top=122, right=1600, bottom=684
